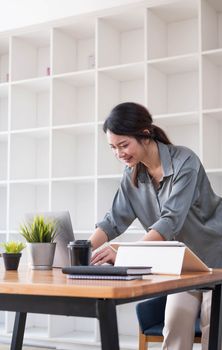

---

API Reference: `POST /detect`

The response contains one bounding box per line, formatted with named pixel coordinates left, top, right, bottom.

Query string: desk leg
left=209, top=284, right=222, bottom=350
left=97, top=299, right=119, bottom=350
left=10, top=312, right=27, bottom=350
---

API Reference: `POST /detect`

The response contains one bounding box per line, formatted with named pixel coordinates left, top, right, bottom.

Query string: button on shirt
left=96, top=142, right=222, bottom=268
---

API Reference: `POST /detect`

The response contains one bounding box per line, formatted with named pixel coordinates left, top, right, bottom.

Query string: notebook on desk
left=62, top=265, right=152, bottom=280
left=25, top=211, right=75, bottom=268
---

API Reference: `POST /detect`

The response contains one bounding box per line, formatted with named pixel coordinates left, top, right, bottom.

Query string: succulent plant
left=20, top=215, right=57, bottom=243
left=1, top=241, right=26, bottom=253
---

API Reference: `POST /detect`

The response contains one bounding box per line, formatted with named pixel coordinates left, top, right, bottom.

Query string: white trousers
left=162, top=290, right=213, bottom=350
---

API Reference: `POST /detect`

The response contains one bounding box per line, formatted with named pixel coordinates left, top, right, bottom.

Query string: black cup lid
left=68, top=240, right=91, bottom=247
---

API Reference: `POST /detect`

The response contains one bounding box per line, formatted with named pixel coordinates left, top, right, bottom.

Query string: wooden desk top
left=0, top=266, right=222, bottom=299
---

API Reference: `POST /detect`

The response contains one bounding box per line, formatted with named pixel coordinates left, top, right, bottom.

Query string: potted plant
left=0, top=241, right=26, bottom=270
left=20, top=215, right=57, bottom=270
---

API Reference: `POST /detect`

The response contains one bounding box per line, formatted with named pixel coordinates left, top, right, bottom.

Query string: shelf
left=10, top=130, right=49, bottom=180
left=97, top=125, right=124, bottom=175
left=0, top=313, right=5, bottom=326
left=203, top=107, right=222, bottom=114
left=50, top=330, right=96, bottom=345
left=97, top=178, right=121, bottom=221
left=24, top=327, right=49, bottom=339
left=9, top=178, right=49, bottom=185
left=119, top=335, right=138, bottom=349
left=153, top=111, right=199, bottom=124
left=147, top=54, right=198, bottom=74
left=9, top=182, right=49, bottom=231
left=11, top=30, right=51, bottom=81
left=206, top=168, right=222, bottom=174
left=0, top=135, right=8, bottom=181
left=11, top=76, right=50, bottom=89
left=49, top=315, right=95, bottom=339
left=202, top=0, right=222, bottom=51
left=206, top=169, right=222, bottom=195
left=97, top=174, right=122, bottom=179
left=0, top=185, right=7, bottom=230
left=26, top=313, right=49, bottom=336
left=202, top=110, right=222, bottom=168
left=0, top=84, right=8, bottom=132
left=52, top=126, right=95, bottom=177
left=5, top=312, right=16, bottom=333
left=11, top=78, right=50, bottom=130
left=52, top=18, right=95, bottom=74
left=98, top=62, right=144, bottom=79
left=202, top=51, right=222, bottom=109
left=98, top=63, right=145, bottom=121
left=207, top=172, right=222, bottom=196
left=52, top=122, right=95, bottom=132
left=147, top=0, right=198, bottom=60
left=0, top=84, right=8, bottom=97
left=98, top=8, right=144, bottom=67
left=152, top=111, right=200, bottom=152
left=8, top=232, right=26, bottom=242
left=11, top=127, right=49, bottom=136
left=155, top=117, right=200, bottom=156
left=51, top=180, right=95, bottom=231
left=0, top=37, right=9, bottom=83
left=51, top=175, right=95, bottom=183
left=52, top=71, right=95, bottom=125
left=117, top=302, right=139, bottom=337
left=202, top=48, right=222, bottom=64
left=147, top=59, right=199, bottom=115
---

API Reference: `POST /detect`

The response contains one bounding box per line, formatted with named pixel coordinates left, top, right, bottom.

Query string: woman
left=89, top=102, right=222, bottom=350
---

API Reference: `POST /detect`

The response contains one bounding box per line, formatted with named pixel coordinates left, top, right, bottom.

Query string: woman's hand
left=91, top=246, right=117, bottom=265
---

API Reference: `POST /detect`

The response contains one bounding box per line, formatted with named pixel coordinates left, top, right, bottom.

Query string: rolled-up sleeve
left=96, top=175, right=136, bottom=241
left=150, top=158, right=199, bottom=240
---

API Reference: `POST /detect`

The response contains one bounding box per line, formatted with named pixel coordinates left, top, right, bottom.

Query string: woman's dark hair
left=103, top=102, right=172, bottom=186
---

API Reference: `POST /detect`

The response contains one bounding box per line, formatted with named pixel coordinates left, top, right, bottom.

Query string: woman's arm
left=142, top=228, right=165, bottom=241
left=96, top=172, right=136, bottom=241
left=89, top=228, right=165, bottom=265
left=89, top=228, right=117, bottom=265
left=89, top=227, right=108, bottom=250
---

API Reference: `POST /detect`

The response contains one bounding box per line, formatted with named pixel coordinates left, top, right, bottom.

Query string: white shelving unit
left=0, top=37, right=9, bottom=84
left=11, top=31, right=51, bottom=81
left=11, top=78, right=50, bottom=130
left=0, top=0, right=222, bottom=349
left=52, top=18, right=95, bottom=74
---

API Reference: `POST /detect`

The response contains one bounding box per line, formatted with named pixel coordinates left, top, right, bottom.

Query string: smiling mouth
left=122, top=157, right=133, bottom=163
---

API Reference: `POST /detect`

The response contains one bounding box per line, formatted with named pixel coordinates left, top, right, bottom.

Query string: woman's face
left=106, top=130, right=147, bottom=167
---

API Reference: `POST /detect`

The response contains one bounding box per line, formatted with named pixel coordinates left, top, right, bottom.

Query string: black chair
left=136, top=296, right=201, bottom=350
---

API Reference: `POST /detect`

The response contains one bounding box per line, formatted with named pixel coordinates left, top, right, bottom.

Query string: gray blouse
left=96, top=142, right=222, bottom=268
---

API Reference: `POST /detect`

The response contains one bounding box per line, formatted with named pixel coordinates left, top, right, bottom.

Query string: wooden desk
left=0, top=267, right=222, bottom=350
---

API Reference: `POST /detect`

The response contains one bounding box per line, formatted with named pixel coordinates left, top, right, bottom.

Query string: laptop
left=25, top=211, right=75, bottom=268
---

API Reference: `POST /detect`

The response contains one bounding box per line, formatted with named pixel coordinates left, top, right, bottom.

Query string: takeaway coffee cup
left=67, top=240, right=92, bottom=266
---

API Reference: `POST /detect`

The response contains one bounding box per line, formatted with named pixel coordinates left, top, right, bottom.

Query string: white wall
left=0, top=0, right=142, bottom=32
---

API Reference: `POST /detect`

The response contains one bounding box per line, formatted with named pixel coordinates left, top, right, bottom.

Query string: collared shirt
left=96, top=142, right=222, bottom=268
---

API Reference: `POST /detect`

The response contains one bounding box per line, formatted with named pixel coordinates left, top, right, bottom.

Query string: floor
left=0, top=346, right=52, bottom=350
left=150, top=345, right=201, bottom=349
left=0, top=343, right=202, bottom=350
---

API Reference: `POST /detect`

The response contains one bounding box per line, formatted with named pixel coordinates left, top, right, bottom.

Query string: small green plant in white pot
left=0, top=241, right=26, bottom=270
left=20, top=215, right=57, bottom=270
